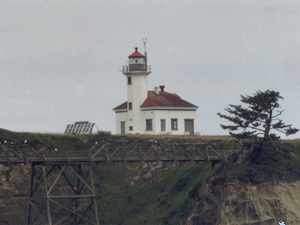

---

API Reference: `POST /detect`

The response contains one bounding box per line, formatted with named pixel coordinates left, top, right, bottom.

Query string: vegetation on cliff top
left=215, top=90, right=300, bottom=184
left=213, top=141, right=300, bottom=184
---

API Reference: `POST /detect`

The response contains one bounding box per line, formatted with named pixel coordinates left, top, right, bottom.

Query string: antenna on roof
left=143, top=38, right=147, bottom=70
left=143, top=38, right=147, bottom=54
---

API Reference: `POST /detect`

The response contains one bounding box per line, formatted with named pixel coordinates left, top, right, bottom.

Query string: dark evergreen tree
left=217, top=90, right=298, bottom=141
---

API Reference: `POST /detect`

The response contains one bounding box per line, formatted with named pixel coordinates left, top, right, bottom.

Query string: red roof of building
left=128, top=47, right=145, bottom=58
left=113, top=101, right=127, bottom=110
left=140, top=90, right=198, bottom=108
left=113, top=88, right=198, bottom=111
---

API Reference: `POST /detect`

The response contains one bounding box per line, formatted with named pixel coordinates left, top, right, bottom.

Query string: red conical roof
left=128, top=47, right=145, bottom=58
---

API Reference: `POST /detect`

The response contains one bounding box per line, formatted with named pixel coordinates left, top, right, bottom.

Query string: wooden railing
left=0, top=142, right=240, bottom=164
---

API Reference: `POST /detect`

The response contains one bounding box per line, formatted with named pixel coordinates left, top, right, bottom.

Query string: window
left=129, top=126, right=133, bottom=131
left=161, top=119, right=166, bottom=132
left=128, top=102, right=132, bottom=110
left=128, top=77, right=132, bottom=85
left=146, top=119, right=153, bottom=131
left=171, top=119, right=178, bottom=130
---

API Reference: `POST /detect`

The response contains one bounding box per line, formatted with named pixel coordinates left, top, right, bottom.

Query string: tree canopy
left=217, top=90, right=299, bottom=140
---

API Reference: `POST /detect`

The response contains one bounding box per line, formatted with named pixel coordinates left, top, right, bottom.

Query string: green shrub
left=224, top=141, right=300, bottom=184
left=294, top=143, right=300, bottom=158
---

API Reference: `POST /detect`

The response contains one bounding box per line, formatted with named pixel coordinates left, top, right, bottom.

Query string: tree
left=217, top=90, right=298, bottom=141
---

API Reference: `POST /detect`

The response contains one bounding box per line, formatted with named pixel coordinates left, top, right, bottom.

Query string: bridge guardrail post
left=105, top=144, right=110, bottom=162
left=23, top=144, right=28, bottom=164
left=5, top=149, right=10, bottom=165
left=154, top=145, right=160, bottom=162
left=205, top=144, right=210, bottom=161
left=172, top=144, right=176, bottom=163
left=65, top=153, right=70, bottom=165
left=138, top=145, right=143, bottom=162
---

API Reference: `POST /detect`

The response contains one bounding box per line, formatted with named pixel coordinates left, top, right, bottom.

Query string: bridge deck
left=0, top=142, right=240, bottom=164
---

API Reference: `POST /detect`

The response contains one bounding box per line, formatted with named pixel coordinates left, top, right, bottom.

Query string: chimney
left=159, top=85, right=165, bottom=92
left=154, top=86, right=159, bottom=95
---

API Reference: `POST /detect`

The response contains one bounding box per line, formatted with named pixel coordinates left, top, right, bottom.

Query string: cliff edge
left=183, top=142, right=300, bottom=225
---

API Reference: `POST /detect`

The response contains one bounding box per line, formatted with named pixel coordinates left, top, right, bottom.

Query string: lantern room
left=123, top=47, right=151, bottom=72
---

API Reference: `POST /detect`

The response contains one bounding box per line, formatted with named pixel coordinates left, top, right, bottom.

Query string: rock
left=143, top=172, right=152, bottom=179
left=183, top=181, right=300, bottom=225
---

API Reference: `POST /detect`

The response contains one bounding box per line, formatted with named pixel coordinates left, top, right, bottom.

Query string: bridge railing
left=0, top=142, right=241, bottom=164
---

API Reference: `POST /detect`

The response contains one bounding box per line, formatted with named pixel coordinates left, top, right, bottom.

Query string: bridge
left=0, top=141, right=240, bottom=225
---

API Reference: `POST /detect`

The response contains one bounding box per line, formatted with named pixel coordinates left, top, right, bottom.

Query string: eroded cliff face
left=184, top=180, right=300, bottom=225
left=0, top=164, right=30, bottom=224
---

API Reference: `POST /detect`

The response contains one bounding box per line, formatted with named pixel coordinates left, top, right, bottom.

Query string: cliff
left=1, top=129, right=300, bottom=224
left=182, top=142, right=300, bottom=225
left=184, top=181, right=300, bottom=225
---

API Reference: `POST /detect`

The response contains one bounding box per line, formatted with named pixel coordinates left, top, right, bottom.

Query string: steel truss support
left=27, top=163, right=99, bottom=225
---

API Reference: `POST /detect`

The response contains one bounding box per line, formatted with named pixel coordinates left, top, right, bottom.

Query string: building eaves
left=113, top=101, right=127, bottom=111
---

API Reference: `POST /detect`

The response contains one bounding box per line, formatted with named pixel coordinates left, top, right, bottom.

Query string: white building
left=113, top=47, right=198, bottom=135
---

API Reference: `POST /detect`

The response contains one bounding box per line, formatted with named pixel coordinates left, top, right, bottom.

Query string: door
left=161, top=119, right=166, bottom=132
left=184, top=119, right=194, bottom=135
left=120, top=121, right=126, bottom=134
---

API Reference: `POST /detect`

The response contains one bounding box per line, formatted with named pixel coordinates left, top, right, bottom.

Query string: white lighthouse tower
left=122, top=46, right=151, bottom=133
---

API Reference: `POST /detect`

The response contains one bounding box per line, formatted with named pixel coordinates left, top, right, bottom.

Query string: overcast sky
left=1, top=0, right=300, bottom=138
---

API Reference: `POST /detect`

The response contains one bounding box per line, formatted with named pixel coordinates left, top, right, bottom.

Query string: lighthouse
left=114, top=42, right=198, bottom=135
left=121, top=46, right=151, bottom=134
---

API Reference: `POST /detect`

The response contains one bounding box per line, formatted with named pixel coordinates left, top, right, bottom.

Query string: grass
left=0, top=128, right=116, bottom=155
left=94, top=161, right=214, bottom=225
left=116, top=134, right=235, bottom=142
